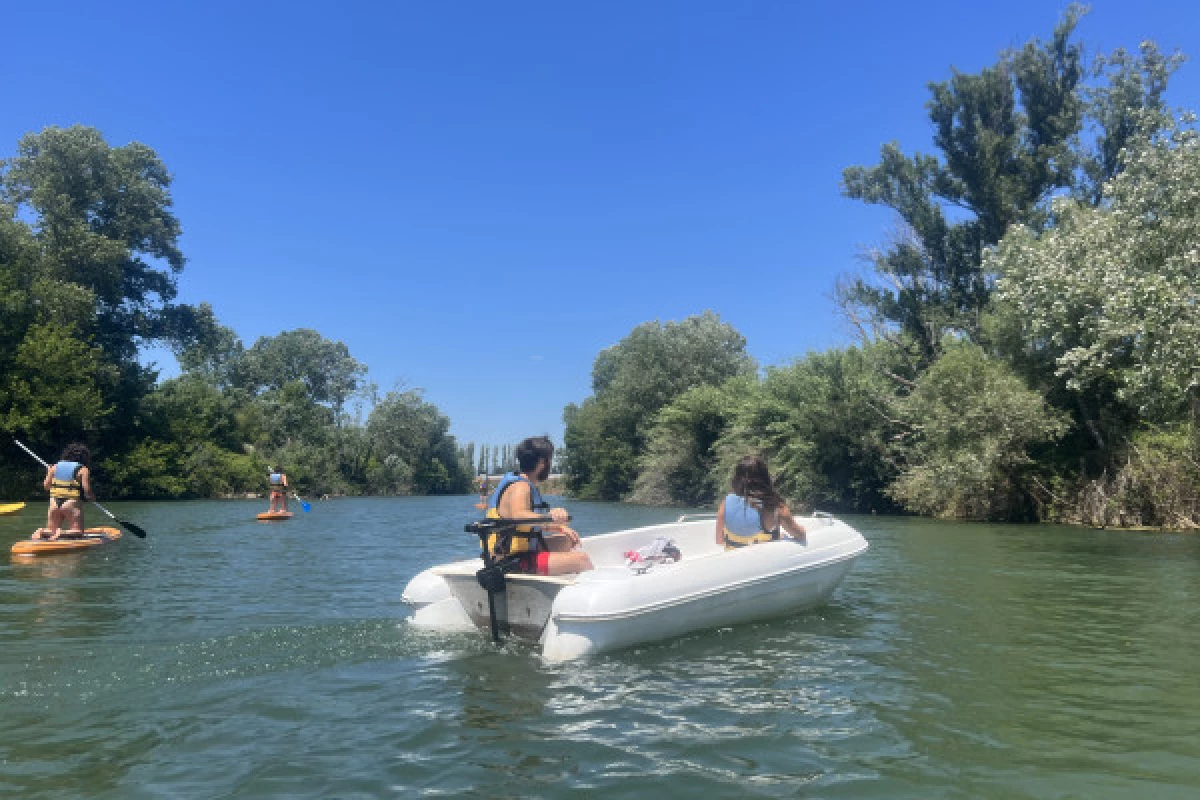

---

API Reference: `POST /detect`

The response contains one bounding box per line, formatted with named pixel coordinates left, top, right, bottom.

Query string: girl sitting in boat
left=716, top=455, right=806, bottom=549
left=34, top=442, right=96, bottom=540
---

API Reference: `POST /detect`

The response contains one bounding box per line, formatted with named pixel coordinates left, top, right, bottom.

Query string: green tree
left=252, top=381, right=337, bottom=450
left=1, top=323, right=117, bottom=447
left=562, top=397, right=639, bottom=501
left=463, top=442, right=476, bottom=478
left=0, top=202, right=38, bottom=355
left=839, top=7, right=1086, bottom=368
left=629, top=378, right=752, bottom=507
left=140, top=375, right=246, bottom=453
left=236, top=329, right=366, bottom=415
left=1079, top=41, right=1184, bottom=202
left=365, top=388, right=468, bottom=495
left=0, top=125, right=208, bottom=482
left=1, top=125, right=188, bottom=363
left=888, top=342, right=1070, bottom=520
left=563, top=311, right=756, bottom=500
left=175, top=303, right=246, bottom=390
left=0, top=126, right=473, bottom=501
left=716, top=347, right=901, bottom=513
left=102, top=441, right=191, bottom=499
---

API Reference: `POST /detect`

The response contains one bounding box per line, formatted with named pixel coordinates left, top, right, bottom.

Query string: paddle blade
left=299, top=499, right=312, bottom=512
left=117, top=518, right=148, bottom=538
left=90, top=500, right=146, bottom=538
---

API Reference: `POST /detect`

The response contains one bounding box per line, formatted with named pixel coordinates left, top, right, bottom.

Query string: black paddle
left=13, top=439, right=148, bottom=539
left=465, top=515, right=571, bottom=533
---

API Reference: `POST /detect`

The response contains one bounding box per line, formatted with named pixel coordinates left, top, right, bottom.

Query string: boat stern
left=402, top=563, right=477, bottom=632
left=441, top=571, right=573, bottom=641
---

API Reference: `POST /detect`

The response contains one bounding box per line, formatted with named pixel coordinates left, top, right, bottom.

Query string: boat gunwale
left=425, top=520, right=867, bottom=604
left=433, top=567, right=575, bottom=587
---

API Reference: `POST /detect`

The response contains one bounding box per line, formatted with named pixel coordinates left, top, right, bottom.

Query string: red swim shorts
left=515, top=550, right=551, bottom=576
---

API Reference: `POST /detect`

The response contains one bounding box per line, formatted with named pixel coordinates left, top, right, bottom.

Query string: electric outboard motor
left=465, top=517, right=555, bottom=643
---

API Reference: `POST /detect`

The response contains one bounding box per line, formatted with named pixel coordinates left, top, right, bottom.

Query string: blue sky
left=4, top=1, right=1200, bottom=448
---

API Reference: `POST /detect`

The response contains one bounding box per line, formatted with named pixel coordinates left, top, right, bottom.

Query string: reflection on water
left=2, top=499, right=1200, bottom=798
left=12, top=559, right=85, bottom=630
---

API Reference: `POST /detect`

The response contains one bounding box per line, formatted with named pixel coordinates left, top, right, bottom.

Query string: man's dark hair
left=515, top=436, right=554, bottom=472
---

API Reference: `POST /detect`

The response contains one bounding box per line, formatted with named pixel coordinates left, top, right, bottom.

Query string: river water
left=1, top=497, right=1198, bottom=798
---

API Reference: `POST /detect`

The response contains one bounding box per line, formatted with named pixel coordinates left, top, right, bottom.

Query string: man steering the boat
left=485, top=436, right=593, bottom=575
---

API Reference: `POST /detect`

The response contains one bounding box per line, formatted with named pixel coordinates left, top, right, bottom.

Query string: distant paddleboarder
left=474, top=474, right=489, bottom=509
left=267, top=466, right=289, bottom=514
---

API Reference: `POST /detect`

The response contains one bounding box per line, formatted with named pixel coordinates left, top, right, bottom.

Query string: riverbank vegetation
left=563, top=7, right=1200, bottom=528
left=0, top=126, right=477, bottom=499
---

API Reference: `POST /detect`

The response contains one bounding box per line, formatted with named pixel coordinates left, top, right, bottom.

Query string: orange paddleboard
left=11, top=526, right=122, bottom=557
left=256, top=511, right=294, bottom=521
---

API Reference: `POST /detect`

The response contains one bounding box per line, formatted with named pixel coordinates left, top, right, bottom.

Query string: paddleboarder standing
left=267, top=466, right=290, bottom=514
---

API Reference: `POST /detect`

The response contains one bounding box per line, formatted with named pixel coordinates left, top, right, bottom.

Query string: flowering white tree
left=990, top=116, right=1200, bottom=423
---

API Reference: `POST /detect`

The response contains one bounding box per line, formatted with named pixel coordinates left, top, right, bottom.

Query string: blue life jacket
left=722, top=493, right=780, bottom=549
left=268, top=472, right=285, bottom=490
left=487, top=472, right=546, bottom=512
left=50, top=461, right=84, bottom=499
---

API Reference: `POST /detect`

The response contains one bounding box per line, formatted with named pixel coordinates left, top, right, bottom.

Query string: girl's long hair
left=60, top=442, right=90, bottom=466
left=730, top=454, right=783, bottom=512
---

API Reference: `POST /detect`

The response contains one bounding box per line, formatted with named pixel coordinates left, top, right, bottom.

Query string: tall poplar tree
left=838, top=7, right=1085, bottom=371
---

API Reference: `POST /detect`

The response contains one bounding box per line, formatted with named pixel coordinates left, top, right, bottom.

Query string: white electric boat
left=402, top=513, right=868, bottom=662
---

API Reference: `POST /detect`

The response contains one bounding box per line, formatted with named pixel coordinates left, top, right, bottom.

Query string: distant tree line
left=469, top=444, right=520, bottom=477
left=563, top=7, right=1199, bottom=529
left=0, top=126, right=472, bottom=499
left=462, top=443, right=565, bottom=480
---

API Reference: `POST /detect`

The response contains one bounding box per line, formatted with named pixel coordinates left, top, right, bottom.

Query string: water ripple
left=2, top=501, right=1200, bottom=798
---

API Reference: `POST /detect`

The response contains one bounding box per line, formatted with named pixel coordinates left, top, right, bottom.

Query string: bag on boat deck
left=624, top=537, right=682, bottom=573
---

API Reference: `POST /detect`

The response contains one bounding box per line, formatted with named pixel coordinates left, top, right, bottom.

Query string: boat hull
left=401, top=515, right=868, bottom=661
left=541, top=552, right=858, bottom=661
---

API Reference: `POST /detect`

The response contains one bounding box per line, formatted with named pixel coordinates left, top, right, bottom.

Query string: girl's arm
left=43, top=466, right=53, bottom=491
left=715, top=500, right=726, bottom=546
left=80, top=467, right=95, bottom=502
left=778, top=503, right=806, bottom=540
